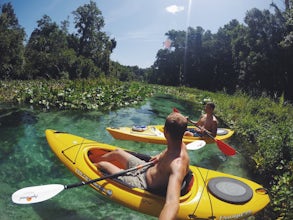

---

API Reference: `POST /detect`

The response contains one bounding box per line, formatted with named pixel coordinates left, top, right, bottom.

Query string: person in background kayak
left=95, top=112, right=190, bottom=220
left=184, top=102, right=218, bottom=138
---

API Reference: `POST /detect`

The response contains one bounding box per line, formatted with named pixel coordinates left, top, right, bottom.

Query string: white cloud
left=166, top=5, right=184, bottom=14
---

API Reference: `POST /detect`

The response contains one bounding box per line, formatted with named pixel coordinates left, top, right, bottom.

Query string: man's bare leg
left=94, top=149, right=132, bottom=173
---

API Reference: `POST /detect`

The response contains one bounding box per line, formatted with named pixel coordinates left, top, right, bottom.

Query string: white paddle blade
left=186, top=140, right=206, bottom=150
left=12, top=184, right=64, bottom=204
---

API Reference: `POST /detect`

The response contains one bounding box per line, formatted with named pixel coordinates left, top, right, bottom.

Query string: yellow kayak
left=107, top=125, right=234, bottom=144
left=46, top=129, right=269, bottom=220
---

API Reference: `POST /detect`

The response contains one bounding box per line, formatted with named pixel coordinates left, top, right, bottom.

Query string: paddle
left=173, top=108, right=236, bottom=156
left=12, top=160, right=156, bottom=204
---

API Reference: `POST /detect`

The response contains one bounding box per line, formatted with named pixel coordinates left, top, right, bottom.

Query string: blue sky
left=2, top=0, right=282, bottom=68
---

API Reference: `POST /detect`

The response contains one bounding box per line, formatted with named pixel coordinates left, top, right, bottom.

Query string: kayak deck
left=107, top=126, right=234, bottom=144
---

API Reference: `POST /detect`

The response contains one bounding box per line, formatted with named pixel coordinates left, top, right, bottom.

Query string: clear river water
left=0, top=95, right=252, bottom=220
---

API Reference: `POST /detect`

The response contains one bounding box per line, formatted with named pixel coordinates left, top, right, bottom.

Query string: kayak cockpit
left=87, top=148, right=194, bottom=197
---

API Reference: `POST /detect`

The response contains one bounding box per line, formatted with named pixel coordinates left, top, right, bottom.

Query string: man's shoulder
left=212, top=115, right=218, bottom=123
left=170, top=156, right=188, bottom=171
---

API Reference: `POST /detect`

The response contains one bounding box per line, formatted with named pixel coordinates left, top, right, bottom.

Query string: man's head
left=164, top=112, right=187, bottom=141
left=205, top=102, right=215, bottom=113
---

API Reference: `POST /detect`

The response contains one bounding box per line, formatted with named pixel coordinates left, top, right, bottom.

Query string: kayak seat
left=180, top=170, right=194, bottom=196
left=217, top=128, right=228, bottom=136
left=147, top=170, right=194, bottom=197
left=132, top=125, right=147, bottom=131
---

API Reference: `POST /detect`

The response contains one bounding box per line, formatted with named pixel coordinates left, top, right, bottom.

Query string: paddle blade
left=173, top=108, right=180, bottom=113
left=12, top=184, right=64, bottom=204
left=215, top=139, right=236, bottom=156
left=186, top=140, right=206, bottom=150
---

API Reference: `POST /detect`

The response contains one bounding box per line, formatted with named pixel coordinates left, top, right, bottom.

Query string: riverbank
left=1, top=79, right=292, bottom=219
left=165, top=86, right=293, bottom=220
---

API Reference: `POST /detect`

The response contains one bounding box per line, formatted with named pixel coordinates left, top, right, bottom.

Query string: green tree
left=151, top=30, right=186, bottom=86
left=153, top=48, right=182, bottom=85
left=0, top=2, right=25, bottom=79
left=149, top=2, right=292, bottom=102
left=73, top=1, right=116, bottom=74
left=278, top=0, right=293, bottom=100
left=109, top=62, right=144, bottom=82
left=70, top=55, right=102, bottom=79
left=232, top=8, right=288, bottom=98
left=185, top=26, right=206, bottom=88
left=24, top=15, right=70, bottom=79
left=210, top=20, right=241, bottom=93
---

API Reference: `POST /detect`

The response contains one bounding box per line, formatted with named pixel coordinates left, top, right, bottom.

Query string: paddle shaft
left=65, top=160, right=155, bottom=190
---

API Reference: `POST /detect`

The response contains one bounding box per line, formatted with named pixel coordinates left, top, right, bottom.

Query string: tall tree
left=185, top=26, right=205, bottom=88
left=153, top=30, right=186, bottom=86
left=25, top=15, right=70, bottom=79
left=149, top=2, right=292, bottom=101
left=73, top=1, right=116, bottom=74
left=278, top=0, right=293, bottom=99
left=236, top=8, right=287, bottom=96
left=0, top=2, right=25, bottom=79
left=152, top=48, right=181, bottom=85
left=211, top=20, right=243, bottom=93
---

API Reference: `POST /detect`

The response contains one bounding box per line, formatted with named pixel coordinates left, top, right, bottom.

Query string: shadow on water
left=0, top=95, right=252, bottom=219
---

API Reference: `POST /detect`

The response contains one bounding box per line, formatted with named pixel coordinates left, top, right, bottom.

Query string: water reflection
left=0, top=95, right=247, bottom=219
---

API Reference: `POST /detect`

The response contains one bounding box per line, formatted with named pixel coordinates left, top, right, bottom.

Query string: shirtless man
left=95, top=112, right=190, bottom=219
left=185, top=102, right=218, bottom=137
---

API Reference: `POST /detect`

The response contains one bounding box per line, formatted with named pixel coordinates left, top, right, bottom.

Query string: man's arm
left=209, top=120, right=218, bottom=137
left=159, top=162, right=185, bottom=220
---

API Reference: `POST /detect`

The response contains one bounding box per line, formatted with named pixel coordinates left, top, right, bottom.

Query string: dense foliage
left=150, top=3, right=293, bottom=101
left=1, top=1, right=116, bottom=80
left=0, top=2, right=25, bottom=79
left=206, top=93, right=293, bottom=220
left=0, top=78, right=155, bottom=111
left=1, top=1, right=292, bottom=101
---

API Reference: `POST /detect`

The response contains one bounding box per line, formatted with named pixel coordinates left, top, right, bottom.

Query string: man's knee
left=96, top=161, right=108, bottom=170
left=113, top=148, right=124, bottom=154
left=111, top=148, right=125, bottom=159
left=184, top=131, right=193, bottom=136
